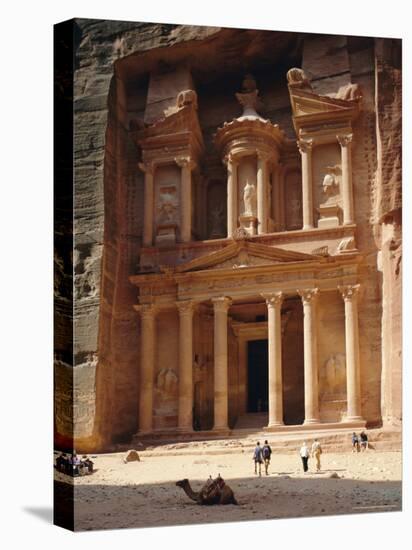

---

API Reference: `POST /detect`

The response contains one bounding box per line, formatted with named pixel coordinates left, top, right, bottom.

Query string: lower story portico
left=130, top=238, right=367, bottom=436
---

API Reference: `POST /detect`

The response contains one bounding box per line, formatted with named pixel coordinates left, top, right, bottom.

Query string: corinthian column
left=257, top=152, right=269, bottom=234
left=338, top=284, right=363, bottom=420
left=298, top=288, right=320, bottom=423
left=134, top=303, right=157, bottom=433
left=337, top=134, right=354, bottom=225
left=212, top=296, right=232, bottom=430
left=225, top=154, right=238, bottom=237
left=262, top=292, right=284, bottom=426
left=177, top=300, right=195, bottom=431
left=297, top=139, right=314, bottom=230
left=175, top=157, right=196, bottom=242
left=138, top=162, right=155, bottom=247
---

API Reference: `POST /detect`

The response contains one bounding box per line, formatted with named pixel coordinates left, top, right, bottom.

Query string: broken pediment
left=286, top=68, right=361, bottom=136
left=168, top=240, right=317, bottom=274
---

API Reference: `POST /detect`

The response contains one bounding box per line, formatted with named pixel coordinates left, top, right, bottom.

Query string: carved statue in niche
left=321, top=353, right=346, bottom=398
left=321, top=168, right=340, bottom=206
left=209, top=204, right=225, bottom=237
left=318, top=165, right=341, bottom=228
left=157, top=186, right=178, bottom=224
left=287, top=184, right=301, bottom=230
left=156, top=368, right=178, bottom=394
left=154, top=368, right=178, bottom=416
left=242, top=179, right=257, bottom=216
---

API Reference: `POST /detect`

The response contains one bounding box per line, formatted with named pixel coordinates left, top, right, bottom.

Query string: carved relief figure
left=157, top=187, right=178, bottom=224
left=321, top=172, right=339, bottom=205
left=210, top=204, right=225, bottom=237
left=243, top=179, right=257, bottom=216
left=321, top=354, right=346, bottom=397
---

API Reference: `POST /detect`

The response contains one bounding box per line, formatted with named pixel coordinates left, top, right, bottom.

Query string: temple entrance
left=247, top=339, right=268, bottom=412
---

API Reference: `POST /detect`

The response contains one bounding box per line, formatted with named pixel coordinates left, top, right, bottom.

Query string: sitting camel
left=176, top=475, right=238, bottom=505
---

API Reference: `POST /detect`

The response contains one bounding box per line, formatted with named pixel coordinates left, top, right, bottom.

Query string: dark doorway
left=247, top=340, right=268, bottom=412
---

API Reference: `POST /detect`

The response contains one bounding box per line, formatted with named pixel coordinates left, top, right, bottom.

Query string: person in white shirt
left=299, top=442, right=310, bottom=473
left=311, top=439, right=322, bottom=471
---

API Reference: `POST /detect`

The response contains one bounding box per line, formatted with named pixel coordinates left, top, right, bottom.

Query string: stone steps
left=129, top=427, right=401, bottom=458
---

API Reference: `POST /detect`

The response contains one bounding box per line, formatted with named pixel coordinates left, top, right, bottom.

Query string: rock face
left=124, top=450, right=140, bottom=463
left=54, top=19, right=402, bottom=452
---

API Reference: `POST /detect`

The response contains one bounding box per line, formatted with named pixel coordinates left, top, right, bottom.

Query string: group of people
left=252, top=440, right=272, bottom=476
left=352, top=431, right=369, bottom=452
left=55, top=451, right=94, bottom=476
left=253, top=439, right=323, bottom=476
left=299, top=440, right=323, bottom=473
left=253, top=433, right=370, bottom=476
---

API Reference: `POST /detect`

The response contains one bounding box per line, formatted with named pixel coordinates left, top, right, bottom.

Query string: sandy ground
left=55, top=447, right=402, bottom=531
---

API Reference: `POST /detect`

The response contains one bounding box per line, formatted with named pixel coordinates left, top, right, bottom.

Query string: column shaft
left=138, top=305, right=156, bottom=433
left=176, top=157, right=194, bottom=242
left=238, top=339, right=248, bottom=415
left=212, top=297, right=231, bottom=429
left=139, top=163, right=154, bottom=247
left=177, top=302, right=194, bottom=431
left=338, top=134, right=354, bottom=225
left=298, top=289, right=320, bottom=423
left=298, top=140, right=314, bottom=229
left=227, top=157, right=238, bottom=237
left=257, top=156, right=268, bottom=234
left=263, top=293, right=284, bottom=426
left=339, top=285, right=363, bottom=420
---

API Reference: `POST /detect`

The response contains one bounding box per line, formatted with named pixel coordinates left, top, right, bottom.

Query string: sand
left=54, top=446, right=402, bottom=531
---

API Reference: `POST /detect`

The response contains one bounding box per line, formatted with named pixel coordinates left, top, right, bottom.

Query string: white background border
left=0, top=1, right=409, bottom=548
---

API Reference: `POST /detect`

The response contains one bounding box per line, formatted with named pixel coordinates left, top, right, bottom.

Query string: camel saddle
left=203, top=475, right=226, bottom=501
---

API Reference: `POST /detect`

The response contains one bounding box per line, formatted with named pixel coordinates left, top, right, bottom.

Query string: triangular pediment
left=169, top=240, right=317, bottom=274
left=289, top=88, right=360, bottom=119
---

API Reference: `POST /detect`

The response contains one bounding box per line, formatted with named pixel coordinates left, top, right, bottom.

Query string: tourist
left=55, top=452, right=68, bottom=474
left=299, top=442, right=310, bottom=473
left=311, top=439, right=322, bottom=471
left=253, top=441, right=263, bottom=476
left=351, top=432, right=360, bottom=453
left=70, top=451, right=82, bottom=476
left=81, top=455, right=94, bottom=474
left=262, top=440, right=272, bottom=475
left=360, top=431, right=369, bottom=451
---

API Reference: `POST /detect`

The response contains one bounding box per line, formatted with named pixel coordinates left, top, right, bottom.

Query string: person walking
left=360, top=431, right=368, bottom=451
left=262, top=440, right=272, bottom=475
left=299, top=441, right=310, bottom=473
left=351, top=432, right=360, bottom=453
left=253, top=441, right=263, bottom=476
left=311, top=439, right=322, bottom=472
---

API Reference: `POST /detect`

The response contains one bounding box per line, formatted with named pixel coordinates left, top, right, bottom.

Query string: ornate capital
left=257, top=150, right=271, bottom=163
left=338, top=284, right=360, bottom=301
left=138, top=161, right=154, bottom=175
left=223, top=152, right=238, bottom=167
left=262, top=292, right=283, bottom=308
left=176, top=300, right=196, bottom=316
left=337, top=133, right=353, bottom=147
left=133, top=303, right=157, bottom=320
left=175, top=156, right=196, bottom=171
left=297, top=139, right=313, bottom=154
left=211, top=296, right=232, bottom=313
left=297, top=288, right=319, bottom=304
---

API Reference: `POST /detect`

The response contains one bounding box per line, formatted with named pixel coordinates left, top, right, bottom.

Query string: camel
left=176, top=475, right=238, bottom=505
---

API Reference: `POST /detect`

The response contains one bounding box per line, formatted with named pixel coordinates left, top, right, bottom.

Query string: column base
left=303, top=224, right=314, bottom=230
left=212, top=426, right=230, bottom=435
left=304, top=418, right=321, bottom=425
left=344, top=416, right=365, bottom=423
left=176, top=426, right=194, bottom=434
left=267, top=421, right=284, bottom=428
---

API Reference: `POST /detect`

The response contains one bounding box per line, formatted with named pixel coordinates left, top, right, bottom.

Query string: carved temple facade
left=57, top=27, right=402, bottom=452
left=128, top=68, right=369, bottom=435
